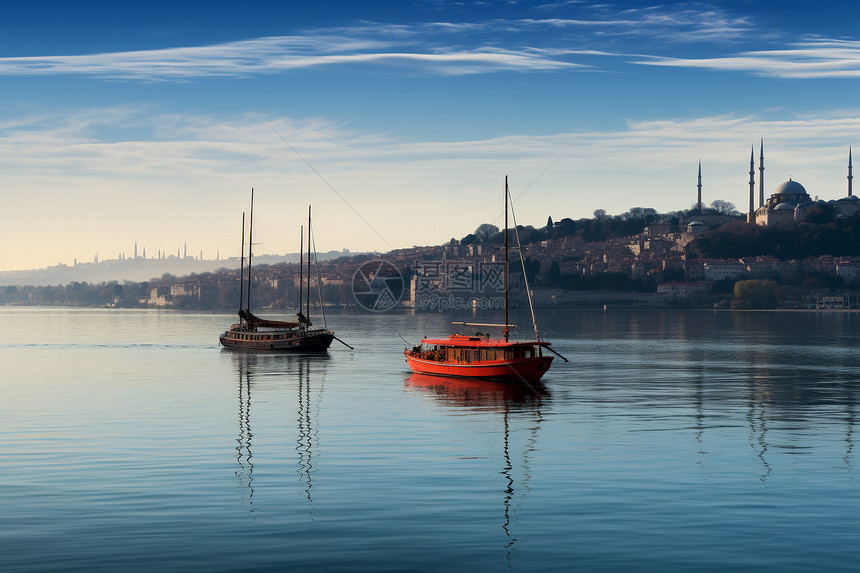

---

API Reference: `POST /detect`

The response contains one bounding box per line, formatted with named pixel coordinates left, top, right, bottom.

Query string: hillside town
left=4, top=203, right=860, bottom=310
left=4, top=144, right=860, bottom=311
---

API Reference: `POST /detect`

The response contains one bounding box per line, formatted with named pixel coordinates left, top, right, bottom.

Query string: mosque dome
left=774, top=179, right=808, bottom=196
left=774, top=203, right=795, bottom=211
left=687, top=220, right=705, bottom=234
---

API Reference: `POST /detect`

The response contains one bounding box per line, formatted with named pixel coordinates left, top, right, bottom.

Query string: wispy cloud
left=637, top=39, right=860, bottom=79
left=3, top=105, right=860, bottom=270
left=0, top=5, right=763, bottom=81
left=4, top=107, right=858, bottom=216
left=0, top=32, right=585, bottom=81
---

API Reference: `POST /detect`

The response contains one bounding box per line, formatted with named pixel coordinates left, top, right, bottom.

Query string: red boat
left=404, top=177, right=566, bottom=382
left=404, top=333, right=553, bottom=381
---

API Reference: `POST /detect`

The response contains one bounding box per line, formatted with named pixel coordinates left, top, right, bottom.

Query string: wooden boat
left=404, top=177, right=566, bottom=382
left=405, top=335, right=553, bottom=381
left=220, top=192, right=336, bottom=352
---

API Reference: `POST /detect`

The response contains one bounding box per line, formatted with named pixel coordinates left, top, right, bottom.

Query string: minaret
left=849, top=147, right=854, bottom=197
left=748, top=145, right=755, bottom=223
left=134, top=241, right=138, bottom=259
left=759, top=139, right=765, bottom=207
left=184, top=242, right=187, bottom=259
left=697, top=160, right=702, bottom=211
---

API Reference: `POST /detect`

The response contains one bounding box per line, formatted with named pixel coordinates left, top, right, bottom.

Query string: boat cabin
left=412, top=335, right=545, bottom=364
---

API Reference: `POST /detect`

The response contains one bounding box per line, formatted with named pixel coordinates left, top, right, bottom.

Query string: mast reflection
left=845, top=395, right=855, bottom=474
left=296, top=356, right=316, bottom=505
left=405, top=373, right=548, bottom=563
left=233, top=353, right=255, bottom=511
left=230, top=351, right=329, bottom=513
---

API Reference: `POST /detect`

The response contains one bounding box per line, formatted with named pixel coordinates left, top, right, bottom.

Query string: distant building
left=754, top=179, right=812, bottom=226
left=657, top=281, right=709, bottom=301
left=687, top=221, right=706, bottom=235
left=704, top=260, right=747, bottom=281
left=837, top=260, right=860, bottom=285
left=645, top=223, right=671, bottom=236
left=747, top=143, right=858, bottom=226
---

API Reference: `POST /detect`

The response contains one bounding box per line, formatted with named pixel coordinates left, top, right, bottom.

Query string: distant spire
left=748, top=145, right=755, bottom=223
left=759, top=138, right=765, bottom=207
left=697, top=160, right=702, bottom=211
left=849, top=146, right=854, bottom=197
left=134, top=241, right=138, bottom=259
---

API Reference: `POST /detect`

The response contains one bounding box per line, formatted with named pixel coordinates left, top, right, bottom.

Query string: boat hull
left=404, top=351, right=552, bottom=382
left=220, top=329, right=334, bottom=352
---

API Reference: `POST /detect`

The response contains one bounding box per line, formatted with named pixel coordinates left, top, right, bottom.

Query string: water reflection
left=230, top=351, right=330, bottom=512
left=296, top=357, right=315, bottom=505
left=845, top=397, right=856, bottom=474
left=747, top=392, right=772, bottom=483
left=405, top=374, right=548, bottom=564
left=232, top=353, right=255, bottom=512
left=405, top=373, right=549, bottom=412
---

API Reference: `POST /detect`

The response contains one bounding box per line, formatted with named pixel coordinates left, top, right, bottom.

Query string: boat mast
left=299, top=225, right=304, bottom=319
left=504, top=176, right=509, bottom=343
left=306, top=205, right=312, bottom=320
left=246, top=188, right=254, bottom=314
left=239, top=212, right=245, bottom=320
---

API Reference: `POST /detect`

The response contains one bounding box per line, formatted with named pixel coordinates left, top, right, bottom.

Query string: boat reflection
left=406, top=372, right=547, bottom=564
left=405, top=372, right=549, bottom=412
left=230, top=351, right=329, bottom=511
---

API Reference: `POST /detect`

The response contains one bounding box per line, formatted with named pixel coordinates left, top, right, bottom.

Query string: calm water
left=1, top=307, right=859, bottom=572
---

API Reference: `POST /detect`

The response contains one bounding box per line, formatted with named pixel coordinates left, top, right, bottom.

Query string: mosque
left=742, top=141, right=860, bottom=226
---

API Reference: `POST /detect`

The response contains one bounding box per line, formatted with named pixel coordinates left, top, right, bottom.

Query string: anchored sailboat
left=220, top=192, right=337, bottom=352
left=403, top=177, right=567, bottom=381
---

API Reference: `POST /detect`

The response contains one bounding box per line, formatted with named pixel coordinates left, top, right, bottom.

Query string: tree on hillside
left=710, top=200, right=739, bottom=216
left=688, top=215, right=860, bottom=260
left=474, top=223, right=500, bottom=242
left=732, top=279, right=778, bottom=309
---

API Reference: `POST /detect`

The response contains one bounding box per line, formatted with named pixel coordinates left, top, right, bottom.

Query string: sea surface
left=1, top=307, right=859, bottom=572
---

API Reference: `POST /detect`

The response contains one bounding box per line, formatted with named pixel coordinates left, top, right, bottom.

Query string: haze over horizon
left=2, top=1, right=859, bottom=272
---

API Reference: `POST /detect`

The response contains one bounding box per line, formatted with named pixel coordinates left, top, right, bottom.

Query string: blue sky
left=2, top=1, right=860, bottom=270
